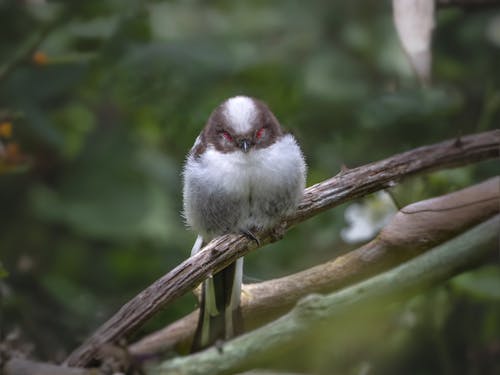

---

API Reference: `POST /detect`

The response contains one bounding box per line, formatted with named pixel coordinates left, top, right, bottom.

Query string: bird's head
left=204, top=96, right=283, bottom=154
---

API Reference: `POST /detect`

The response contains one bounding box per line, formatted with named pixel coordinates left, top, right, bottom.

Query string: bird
left=182, top=95, right=306, bottom=352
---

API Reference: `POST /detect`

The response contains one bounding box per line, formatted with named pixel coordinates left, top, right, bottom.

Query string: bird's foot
left=240, top=229, right=260, bottom=246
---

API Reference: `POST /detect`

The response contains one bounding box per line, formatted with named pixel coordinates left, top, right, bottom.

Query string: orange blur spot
left=0, top=122, right=12, bottom=138
left=32, top=51, right=49, bottom=65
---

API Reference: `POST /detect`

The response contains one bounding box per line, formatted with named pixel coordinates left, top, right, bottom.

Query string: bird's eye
left=221, top=131, right=233, bottom=142
left=256, top=127, right=266, bottom=140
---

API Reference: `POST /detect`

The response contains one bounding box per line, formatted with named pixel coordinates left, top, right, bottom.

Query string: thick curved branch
left=129, top=177, right=499, bottom=356
left=65, top=130, right=499, bottom=367
left=291, top=130, right=498, bottom=226
left=155, top=215, right=500, bottom=375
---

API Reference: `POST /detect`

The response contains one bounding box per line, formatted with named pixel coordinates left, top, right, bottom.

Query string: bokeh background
left=1, top=1, right=499, bottom=373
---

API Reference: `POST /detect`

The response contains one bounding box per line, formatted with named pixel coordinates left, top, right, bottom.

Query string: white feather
left=190, top=234, right=204, bottom=256
left=192, top=134, right=303, bottom=193
left=222, top=96, right=257, bottom=134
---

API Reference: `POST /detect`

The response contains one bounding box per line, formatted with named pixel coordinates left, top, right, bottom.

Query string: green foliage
left=0, top=0, right=498, bottom=372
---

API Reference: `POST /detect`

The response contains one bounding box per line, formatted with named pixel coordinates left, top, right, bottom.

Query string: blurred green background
left=0, top=1, right=499, bottom=373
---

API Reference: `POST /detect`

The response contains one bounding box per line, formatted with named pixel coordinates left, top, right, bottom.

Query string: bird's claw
left=240, top=229, right=260, bottom=246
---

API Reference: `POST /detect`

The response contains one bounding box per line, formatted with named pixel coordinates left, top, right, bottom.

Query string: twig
left=153, top=215, right=499, bottom=375
left=65, top=130, right=499, bottom=367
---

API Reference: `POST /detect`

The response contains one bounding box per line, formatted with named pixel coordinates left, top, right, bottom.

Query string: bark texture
left=66, top=130, right=499, bottom=367
left=130, top=177, right=499, bottom=356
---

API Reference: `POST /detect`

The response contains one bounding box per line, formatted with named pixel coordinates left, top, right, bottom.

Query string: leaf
left=392, top=0, right=435, bottom=85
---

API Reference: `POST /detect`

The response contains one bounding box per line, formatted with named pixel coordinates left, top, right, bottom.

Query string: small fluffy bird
left=183, top=96, right=306, bottom=351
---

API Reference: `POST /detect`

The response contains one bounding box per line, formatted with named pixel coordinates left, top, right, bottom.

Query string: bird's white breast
left=183, top=133, right=306, bottom=236
left=190, top=134, right=304, bottom=196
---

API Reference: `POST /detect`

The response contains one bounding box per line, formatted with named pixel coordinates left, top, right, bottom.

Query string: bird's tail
left=190, top=236, right=244, bottom=352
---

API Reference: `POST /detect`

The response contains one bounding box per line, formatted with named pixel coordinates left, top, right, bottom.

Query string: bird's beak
left=239, top=139, right=251, bottom=153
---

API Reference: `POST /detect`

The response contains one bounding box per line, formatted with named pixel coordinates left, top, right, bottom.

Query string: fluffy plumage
left=182, top=95, right=306, bottom=351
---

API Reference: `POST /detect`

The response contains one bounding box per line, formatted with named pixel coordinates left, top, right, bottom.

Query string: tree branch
left=129, top=177, right=499, bottom=356
left=154, top=215, right=500, bottom=375
left=65, top=130, right=499, bottom=367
